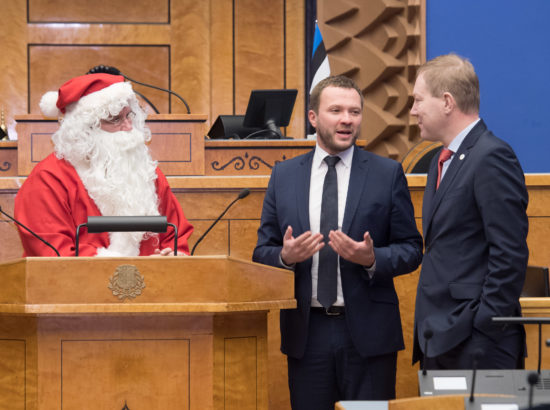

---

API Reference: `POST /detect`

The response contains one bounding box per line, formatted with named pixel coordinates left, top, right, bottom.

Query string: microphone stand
left=492, top=317, right=550, bottom=375
left=87, top=65, right=190, bottom=114
left=528, top=371, right=539, bottom=409
left=469, top=349, right=483, bottom=403
left=123, top=74, right=191, bottom=114
left=422, top=329, right=433, bottom=376
left=133, top=90, right=160, bottom=114
left=0, top=206, right=60, bottom=257
left=191, top=189, right=250, bottom=255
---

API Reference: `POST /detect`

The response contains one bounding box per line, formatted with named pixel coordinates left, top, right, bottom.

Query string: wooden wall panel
left=28, top=0, right=169, bottom=23
left=213, top=312, right=268, bottom=410
left=234, top=0, right=285, bottom=114
left=1, top=1, right=304, bottom=138
left=224, top=337, right=259, bottom=409
left=0, top=340, right=26, bottom=408
left=28, top=45, right=170, bottom=115
left=171, top=1, right=211, bottom=116
left=34, top=315, right=214, bottom=409
left=61, top=339, right=190, bottom=408
left=210, top=0, right=235, bottom=123
left=1, top=2, right=28, bottom=139
left=285, top=1, right=306, bottom=140
left=209, top=0, right=304, bottom=138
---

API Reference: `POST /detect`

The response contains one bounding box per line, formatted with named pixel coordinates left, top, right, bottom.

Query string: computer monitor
left=207, top=115, right=261, bottom=139
left=206, top=89, right=298, bottom=139
left=242, top=89, right=298, bottom=139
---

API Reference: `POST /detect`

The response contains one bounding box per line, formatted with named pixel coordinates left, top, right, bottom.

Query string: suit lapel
left=296, top=150, right=314, bottom=233
left=423, top=120, right=487, bottom=240
left=422, top=154, right=439, bottom=238
left=342, top=146, right=369, bottom=234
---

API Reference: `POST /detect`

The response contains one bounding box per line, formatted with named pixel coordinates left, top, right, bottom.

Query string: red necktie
left=436, top=148, right=453, bottom=189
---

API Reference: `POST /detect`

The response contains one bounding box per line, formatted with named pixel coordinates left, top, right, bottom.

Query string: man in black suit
left=411, top=54, right=529, bottom=369
left=253, top=75, right=422, bottom=409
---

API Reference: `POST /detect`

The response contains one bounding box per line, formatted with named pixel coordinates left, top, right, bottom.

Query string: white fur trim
left=39, top=91, right=61, bottom=118
left=70, top=81, right=134, bottom=114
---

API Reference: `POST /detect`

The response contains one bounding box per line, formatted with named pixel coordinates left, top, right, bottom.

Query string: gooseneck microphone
left=191, top=189, right=250, bottom=256
left=87, top=65, right=160, bottom=114
left=87, top=65, right=191, bottom=114
left=528, top=371, right=539, bottom=409
left=422, top=329, right=433, bottom=376
left=0, top=206, right=60, bottom=257
left=469, top=348, right=484, bottom=403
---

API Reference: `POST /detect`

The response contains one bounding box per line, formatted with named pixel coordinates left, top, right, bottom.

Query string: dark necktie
left=317, top=155, right=340, bottom=308
left=436, top=148, right=453, bottom=189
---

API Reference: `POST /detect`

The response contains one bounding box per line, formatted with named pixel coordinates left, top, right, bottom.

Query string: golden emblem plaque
left=108, top=264, right=145, bottom=300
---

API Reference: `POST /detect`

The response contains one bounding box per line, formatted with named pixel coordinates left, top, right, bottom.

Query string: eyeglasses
left=103, top=110, right=136, bottom=126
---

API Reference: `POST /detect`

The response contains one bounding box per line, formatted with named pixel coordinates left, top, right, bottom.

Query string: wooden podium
left=0, top=256, right=295, bottom=410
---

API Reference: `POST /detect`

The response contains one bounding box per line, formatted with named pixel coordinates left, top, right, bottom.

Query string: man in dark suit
left=253, top=75, right=423, bottom=409
left=411, top=54, right=529, bottom=369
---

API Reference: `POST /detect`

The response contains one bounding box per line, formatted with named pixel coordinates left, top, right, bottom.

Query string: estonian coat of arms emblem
left=108, top=264, right=146, bottom=300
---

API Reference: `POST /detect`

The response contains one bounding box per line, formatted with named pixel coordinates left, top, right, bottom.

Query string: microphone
left=0, top=206, right=60, bottom=257
left=422, top=328, right=433, bottom=376
left=87, top=65, right=191, bottom=114
left=469, top=348, right=484, bottom=403
left=87, top=65, right=121, bottom=76
left=75, top=215, right=178, bottom=256
left=528, top=371, right=539, bottom=409
left=190, top=189, right=250, bottom=256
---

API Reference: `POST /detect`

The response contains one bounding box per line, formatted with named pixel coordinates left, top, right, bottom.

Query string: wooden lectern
left=0, top=256, right=295, bottom=410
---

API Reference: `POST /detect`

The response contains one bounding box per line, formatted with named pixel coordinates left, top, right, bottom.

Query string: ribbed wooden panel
left=28, top=0, right=169, bottom=23
left=318, top=0, right=424, bottom=160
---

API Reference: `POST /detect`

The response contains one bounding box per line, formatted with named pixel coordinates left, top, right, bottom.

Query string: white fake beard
left=73, top=128, right=160, bottom=256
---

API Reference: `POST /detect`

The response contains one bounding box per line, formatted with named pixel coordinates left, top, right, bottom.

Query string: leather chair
left=521, top=266, right=550, bottom=297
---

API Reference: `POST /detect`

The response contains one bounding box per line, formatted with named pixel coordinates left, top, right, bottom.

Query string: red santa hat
left=39, top=73, right=133, bottom=117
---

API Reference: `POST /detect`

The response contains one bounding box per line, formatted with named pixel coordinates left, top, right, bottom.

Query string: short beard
left=316, top=123, right=359, bottom=154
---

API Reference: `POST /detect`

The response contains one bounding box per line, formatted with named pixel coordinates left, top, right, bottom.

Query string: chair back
left=522, top=266, right=550, bottom=297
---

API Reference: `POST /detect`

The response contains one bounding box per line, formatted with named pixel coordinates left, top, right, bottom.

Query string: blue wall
left=426, top=0, right=549, bottom=173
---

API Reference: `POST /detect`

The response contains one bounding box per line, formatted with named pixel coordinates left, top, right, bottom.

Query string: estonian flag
left=309, top=21, right=331, bottom=93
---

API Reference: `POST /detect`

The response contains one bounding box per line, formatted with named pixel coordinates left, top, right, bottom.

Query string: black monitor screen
left=242, top=89, right=298, bottom=138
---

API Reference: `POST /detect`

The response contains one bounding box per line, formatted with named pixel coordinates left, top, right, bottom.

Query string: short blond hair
left=417, top=53, right=480, bottom=114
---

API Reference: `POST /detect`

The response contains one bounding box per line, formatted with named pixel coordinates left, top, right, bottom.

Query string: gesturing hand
left=328, top=230, right=375, bottom=267
left=280, top=226, right=325, bottom=265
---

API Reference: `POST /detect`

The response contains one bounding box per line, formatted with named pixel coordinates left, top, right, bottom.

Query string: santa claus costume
left=14, top=73, right=193, bottom=257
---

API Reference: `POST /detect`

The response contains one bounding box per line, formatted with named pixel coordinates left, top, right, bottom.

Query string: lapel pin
left=459, top=154, right=465, bottom=160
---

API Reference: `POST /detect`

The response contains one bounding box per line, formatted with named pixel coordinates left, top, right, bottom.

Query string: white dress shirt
left=440, top=118, right=480, bottom=181
left=309, top=144, right=354, bottom=307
